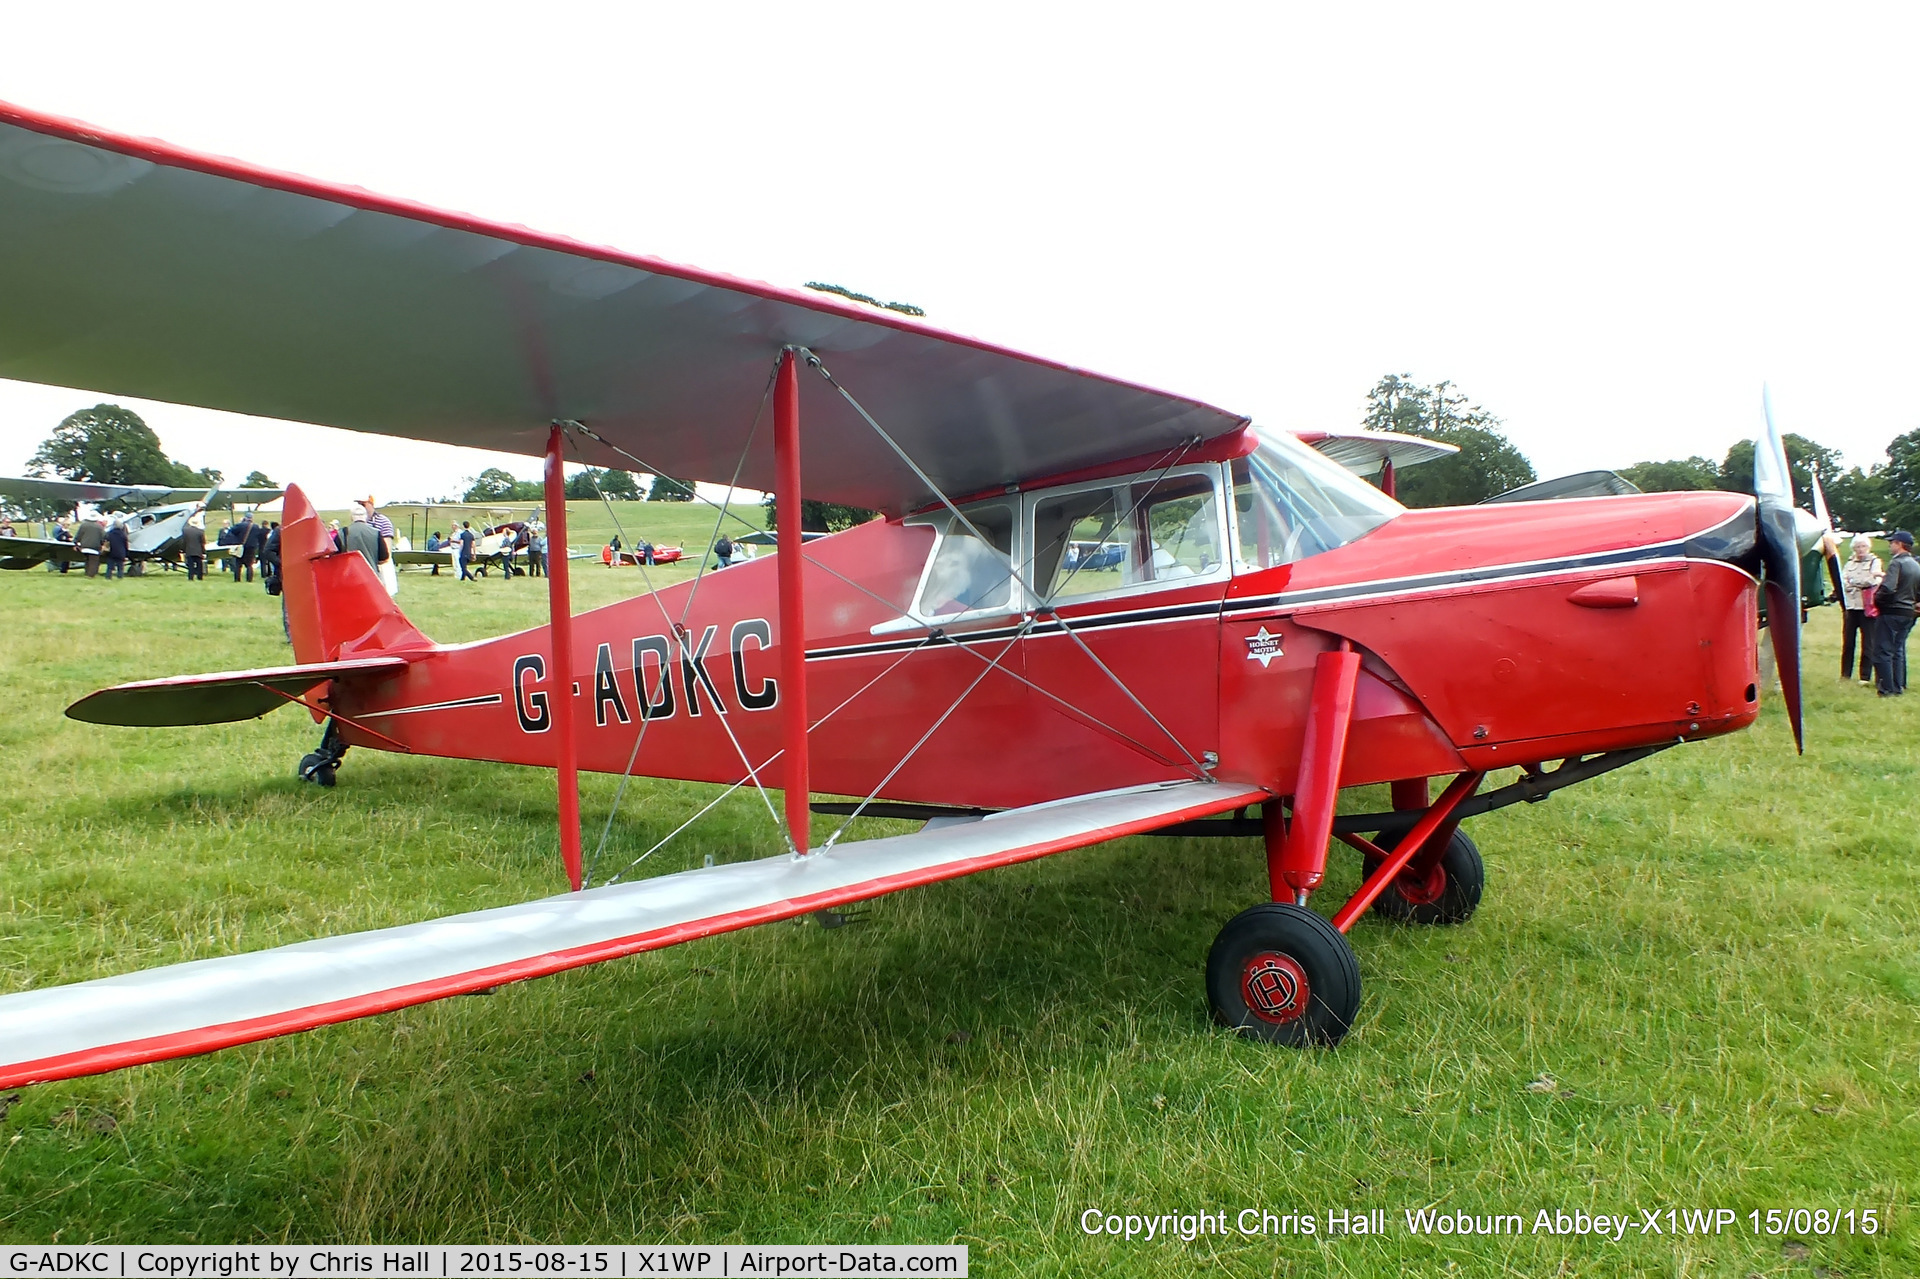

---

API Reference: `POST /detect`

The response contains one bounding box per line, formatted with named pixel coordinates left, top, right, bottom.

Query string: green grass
left=0, top=557, right=1916, bottom=1277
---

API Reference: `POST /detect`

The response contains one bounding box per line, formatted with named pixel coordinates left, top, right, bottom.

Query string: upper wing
left=66, top=656, right=415, bottom=726
left=1293, top=429, right=1460, bottom=478
left=0, top=779, right=1264, bottom=1088
left=0, top=475, right=178, bottom=506
left=0, top=102, right=1246, bottom=515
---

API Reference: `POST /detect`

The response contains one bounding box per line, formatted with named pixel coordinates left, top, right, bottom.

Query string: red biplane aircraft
left=0, top=102, right=1808, bottom=1088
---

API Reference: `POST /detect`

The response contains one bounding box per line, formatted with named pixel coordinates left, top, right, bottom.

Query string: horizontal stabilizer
left=0, top=779, right=1265, bottom=1088
left=65, top=656, right=414, bottom=726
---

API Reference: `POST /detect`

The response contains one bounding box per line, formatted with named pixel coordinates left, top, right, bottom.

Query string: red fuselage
left=308, top=481, right=1760, bottom=810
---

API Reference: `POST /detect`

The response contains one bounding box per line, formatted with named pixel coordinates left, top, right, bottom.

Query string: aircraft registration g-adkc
left=0, top=475, right=283, bottom=569
left=0, top=101, right=1813, bottom=1088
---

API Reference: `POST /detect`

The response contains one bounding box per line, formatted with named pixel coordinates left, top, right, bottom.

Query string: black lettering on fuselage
left=593, top=641, right=631, bottom=726
left=633, top=635, right=675, bottom=720
left=513, top=653, right=550, bottom=732
left=678, top=624, right=726, bottom=716
left=730, top=617, right=778, bottom=710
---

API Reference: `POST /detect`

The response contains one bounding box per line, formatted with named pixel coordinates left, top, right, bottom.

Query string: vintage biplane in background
left=0, top=101, right=1815, bottom=1089
left=0, top=474, right=281, bottom=569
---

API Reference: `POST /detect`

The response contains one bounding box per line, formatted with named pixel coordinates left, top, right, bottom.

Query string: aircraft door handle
left=1567, top=576, right=1638, bottom=609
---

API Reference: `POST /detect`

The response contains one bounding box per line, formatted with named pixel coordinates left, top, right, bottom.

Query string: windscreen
left=1234, top=429, right=1402, bottom=569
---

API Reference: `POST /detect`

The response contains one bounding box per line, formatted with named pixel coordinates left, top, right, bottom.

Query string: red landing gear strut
left=1209, top=645, right=1486, bottom=1047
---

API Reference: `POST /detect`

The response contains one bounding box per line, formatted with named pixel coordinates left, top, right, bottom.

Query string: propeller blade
left=1756, top=387, right=1803, bottom=753
left=1809, top=466, right=1846, bottom=602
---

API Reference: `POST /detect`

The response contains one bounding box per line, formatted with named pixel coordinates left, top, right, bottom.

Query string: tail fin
left=282, top=485, right=433, bottom=668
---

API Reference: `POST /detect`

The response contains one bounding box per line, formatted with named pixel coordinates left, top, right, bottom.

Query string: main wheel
left=1362, top=829, right=1483, bottom=925
left=1206, top=903, right=1361, bottom=1047
left=297, top=753, right=337, bottom=787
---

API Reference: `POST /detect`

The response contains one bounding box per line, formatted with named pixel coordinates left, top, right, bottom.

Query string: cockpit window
left=1233, top=429, right=1402, bottom=569
left=915, top=503, right=1017, bottom=617
left=1029, top=470, right=1224, bottom=605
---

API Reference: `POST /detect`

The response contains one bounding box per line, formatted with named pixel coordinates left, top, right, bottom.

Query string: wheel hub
left=1395, top=861, right=1448, bottom=905
left=1240, top=951, right=1310, bottom=1024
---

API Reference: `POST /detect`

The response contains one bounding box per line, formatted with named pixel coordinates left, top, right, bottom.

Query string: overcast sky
left=3, top=3, right=1915, bottom=507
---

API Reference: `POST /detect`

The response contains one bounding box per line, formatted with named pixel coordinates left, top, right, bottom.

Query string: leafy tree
left=463, top=468, right=524, bottom=503
left=1879, top=426, right=1920, bottom=534
left=1716, top=434, right=1843, bottom=509
left=1359, top=374, right=1535, bottom=507
left=240, top=470, right=276, bottom=489
left=649, top=475, right=697, bottom=503
left=28, top=404, right=209, bottom=489
left=1822, top=465, right=1888, bottom=533
left=1616, top=456, right=1719, bottom=492
left=762, top=495, right=878, bottom=533
left=565, top=467, right=643, bottom=501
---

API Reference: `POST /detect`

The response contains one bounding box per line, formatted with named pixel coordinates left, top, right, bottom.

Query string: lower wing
left=0, top=779, right=1265, bottom=1088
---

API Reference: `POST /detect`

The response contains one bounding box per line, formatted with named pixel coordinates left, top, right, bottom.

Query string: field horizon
left=0, top=559, right=1914, bottom=1276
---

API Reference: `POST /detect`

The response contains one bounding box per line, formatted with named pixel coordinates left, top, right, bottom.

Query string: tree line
left=1362, top=374, right=1920, bottom=530
left=9, top=404, right=274, bottom=516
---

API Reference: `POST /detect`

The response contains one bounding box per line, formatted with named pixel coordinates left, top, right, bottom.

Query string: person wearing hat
left=1839, top=533, right=1885, bottom=684
left=358, top=498, right=399, bottom=597
left=1872, top=531, right=1918, bottom=696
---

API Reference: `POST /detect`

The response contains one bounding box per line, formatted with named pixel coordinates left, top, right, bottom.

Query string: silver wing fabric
left=0, top=780, right=1265, bottom=1087
left=0, top=102, right=1246, bottom=515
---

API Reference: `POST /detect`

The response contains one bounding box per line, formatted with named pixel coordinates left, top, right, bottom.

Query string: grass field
left=0, top=534, right=1916, bottom=1277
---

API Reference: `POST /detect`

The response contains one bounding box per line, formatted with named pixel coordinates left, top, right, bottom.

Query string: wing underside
left=0, top=102, right=1246, bottom=514
left=0, top=780, right=1265, bottom=1088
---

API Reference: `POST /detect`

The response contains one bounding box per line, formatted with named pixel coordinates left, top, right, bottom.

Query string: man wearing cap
left=1872, top=531, right=1918, bottom=696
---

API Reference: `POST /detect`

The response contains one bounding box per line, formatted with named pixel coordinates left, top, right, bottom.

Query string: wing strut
left=774, top=349, right=813, bottom=855
left=545, top=424, right=585, bottom=890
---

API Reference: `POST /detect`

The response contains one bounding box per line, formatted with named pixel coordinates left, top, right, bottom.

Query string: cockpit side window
left=1026, top=468, right=1224, bottom=606
left=1033, top=487, right=1138, bottom=601
left=915, top=503, right=1017, bottom=618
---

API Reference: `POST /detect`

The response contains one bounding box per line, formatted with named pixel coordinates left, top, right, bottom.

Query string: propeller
left=1755, top=387, right=1804, bottom=753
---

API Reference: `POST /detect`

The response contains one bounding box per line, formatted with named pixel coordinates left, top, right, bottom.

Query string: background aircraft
left=0, top=474, right=282, bottom=569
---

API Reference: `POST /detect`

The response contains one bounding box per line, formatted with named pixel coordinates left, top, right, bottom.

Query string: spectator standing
left=238, top=514, right=264, bottom=583
left=456, top=521, right=477, bottom=581
left=1840, top=534, right=1884, bottom=685
left=1873, top=531, right=1919, bottom=697
left=327, top=519, right=344, bottom=552
left=364, top=499, right=399, bottom=596
left=343, top=507, right=381, bottom=571
left=50, top=517, right=72, bottom=573
left=104, top=516, right=129, bottom=579
left=75, top=514, right=105, bottom=577
left=528, top=521, right=546, bottom=577
left=181, top=515, right=208, bottom=581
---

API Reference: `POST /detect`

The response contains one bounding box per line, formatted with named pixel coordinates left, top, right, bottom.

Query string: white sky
left=2, top=3, right=1915, bottom=507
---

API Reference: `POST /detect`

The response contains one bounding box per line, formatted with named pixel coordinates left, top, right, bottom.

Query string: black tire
left=1362, top=829, right=1483, bottom=926
left=297, top=753, right=337, bottom=787
left=1206, top=903, right=1361, bottom=1047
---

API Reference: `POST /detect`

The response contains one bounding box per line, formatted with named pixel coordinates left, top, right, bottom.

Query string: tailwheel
left=297, top=721, right=348, bottom=788
left=297, top=753, right=337, bottom=787
left=1206, top=903, right=1360, bottom=1047
left=1363, top=830, right=1483, bottom=926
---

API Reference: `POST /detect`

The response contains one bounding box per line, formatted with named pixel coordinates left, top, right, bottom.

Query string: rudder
left=282, top=485, right=433, bottom=669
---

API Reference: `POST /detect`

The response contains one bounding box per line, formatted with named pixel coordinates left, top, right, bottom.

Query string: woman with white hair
left=1839, top=533, right=1884, bottom=684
